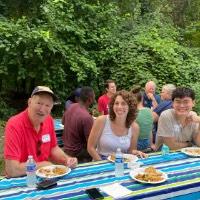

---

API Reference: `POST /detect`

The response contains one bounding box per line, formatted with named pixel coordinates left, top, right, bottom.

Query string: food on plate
left=38, top=166, right=67, bottom=177
left=110, top=154, right=116, bottom=161
left=110, top=154, right=131, bottom=162
left=52, top=166, right=67, bottom=175
left=185, top=148, right=200, bottom=155
left=135, top=166, right=164, bottom=182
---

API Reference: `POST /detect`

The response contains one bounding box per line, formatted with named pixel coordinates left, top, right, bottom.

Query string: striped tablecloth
left=1, top=152, right=200, bottom=200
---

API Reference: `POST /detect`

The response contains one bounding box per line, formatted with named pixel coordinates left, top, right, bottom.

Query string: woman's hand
left=132, top=150, right=148, bottom=158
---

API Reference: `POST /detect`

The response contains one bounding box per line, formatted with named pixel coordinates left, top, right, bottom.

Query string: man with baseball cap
left=31, top=86, right=58, bottom=102
left=4, top=86, right=77, bottom=177
left=65, top=87, right=82, bottom=111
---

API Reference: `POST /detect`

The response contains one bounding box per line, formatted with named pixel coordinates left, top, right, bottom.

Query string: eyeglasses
left=174, top=99, right=191, bottom=106
left=36, top=140, right=42, bottom=156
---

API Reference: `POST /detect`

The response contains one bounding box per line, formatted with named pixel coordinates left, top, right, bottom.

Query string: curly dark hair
left=172, top=87, right=195, bottom=101
left=109, top=90, right=137, bottom=128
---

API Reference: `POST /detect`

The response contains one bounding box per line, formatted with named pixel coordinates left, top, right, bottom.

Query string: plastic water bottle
left=162, top=144, right=170, bottom=156
left=26, top=155, right=37, bottom=187
left=115, top=148, right=124, bottom=177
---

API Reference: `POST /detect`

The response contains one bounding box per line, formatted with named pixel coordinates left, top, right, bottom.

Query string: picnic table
left=0, top=151, right=200, bottom=199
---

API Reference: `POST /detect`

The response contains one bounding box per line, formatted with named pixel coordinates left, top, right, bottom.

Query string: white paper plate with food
left=130, top=166, right=168, bottom=184
left=36, top=165, right=71, bottom=178
left=108, top=153, right=138, bottom=163
left=181, top=147, right=200, bottom=157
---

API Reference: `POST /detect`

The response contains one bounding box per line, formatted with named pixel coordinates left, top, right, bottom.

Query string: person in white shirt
left=156, top=87, right=200, bottom=150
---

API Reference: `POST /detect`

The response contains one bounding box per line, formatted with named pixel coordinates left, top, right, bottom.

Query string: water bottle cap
left=28, top=155, right=33, bottom=159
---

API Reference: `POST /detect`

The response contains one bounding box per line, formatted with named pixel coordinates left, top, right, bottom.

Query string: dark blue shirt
left=153, top=100, right=172, bottom=116
left=152, top=100, right=173, bottom=139
left=143, top=93, right=161, bottom=108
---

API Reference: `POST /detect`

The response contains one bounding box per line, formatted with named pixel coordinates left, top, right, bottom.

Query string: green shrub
left=190, top=83, right=200, bottom=114
left=0, top=98, right=16, bottom=121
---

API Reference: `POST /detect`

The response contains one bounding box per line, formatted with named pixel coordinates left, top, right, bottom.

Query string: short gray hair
left=145, top=80, right=156, bottom=89
left=162, top=84, right=176, bottom=96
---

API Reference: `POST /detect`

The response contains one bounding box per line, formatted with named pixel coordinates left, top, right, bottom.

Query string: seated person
left=131, top=86, right=154, bottom=151
left=4, top=86, right=77, bottom=177
left=153, top=84, right=176, bottom=122
left=143, top=80, right=161, bottom=109
left=156, top=87, right=200, bottom=150
left=62, top=86, right=95, bottom=163
left=65, top=87, right=81, bottom=111
left=87, top=90, right=147, bottom=161
left=152, top=84, right=176, bottom=143
left=62, top=87, right=81, bottom=125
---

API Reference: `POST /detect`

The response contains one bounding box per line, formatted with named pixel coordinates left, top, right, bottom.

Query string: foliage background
left=0, top=0, right=200, bottom=119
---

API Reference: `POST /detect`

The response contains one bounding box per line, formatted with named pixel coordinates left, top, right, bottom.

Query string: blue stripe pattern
left=1, top=152, right=200, bottom=199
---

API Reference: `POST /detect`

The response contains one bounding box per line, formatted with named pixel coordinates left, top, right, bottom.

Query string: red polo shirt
left=4, top=109, right=57, bottom=163
left=98, top=94, right=110, bottom=115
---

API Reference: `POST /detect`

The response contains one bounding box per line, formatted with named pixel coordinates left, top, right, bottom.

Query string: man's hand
left=65, top=157, right=78, bottom=168
left=147, top=93, right=158, bottom=109
left=185, top=112, right=200, bottom=125
left=147, top=93, right=154, bottom=100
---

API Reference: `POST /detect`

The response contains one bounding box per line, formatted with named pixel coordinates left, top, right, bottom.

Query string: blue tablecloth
left=1, top=152, right=200, bottom=199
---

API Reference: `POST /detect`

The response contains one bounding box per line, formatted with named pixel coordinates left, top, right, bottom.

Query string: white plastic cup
left=127, top=161, right=141, bottom=170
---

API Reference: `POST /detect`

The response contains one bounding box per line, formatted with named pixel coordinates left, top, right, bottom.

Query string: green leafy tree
left=0, top=0, right=200, bottom=116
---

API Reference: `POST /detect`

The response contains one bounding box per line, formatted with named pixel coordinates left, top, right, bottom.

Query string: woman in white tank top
left=87, top=90, right=147, bottom=161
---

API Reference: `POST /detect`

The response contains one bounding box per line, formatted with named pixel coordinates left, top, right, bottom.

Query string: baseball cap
left=31, top=86, right=58, bottom=101
left=74, top=88, right=82, bottom=97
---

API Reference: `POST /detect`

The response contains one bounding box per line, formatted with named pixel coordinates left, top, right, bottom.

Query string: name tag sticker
left=42, top=134, right=50, bottom=143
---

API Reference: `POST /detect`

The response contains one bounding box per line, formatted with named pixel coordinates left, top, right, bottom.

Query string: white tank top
left=97, top=116, right=132, bottom=156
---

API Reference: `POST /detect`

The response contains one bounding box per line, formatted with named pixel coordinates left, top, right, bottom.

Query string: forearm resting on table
left=165, top=140, right=191, bottom=150
left=87, top=147, right=102, bottom=161
left=5, top=160, right=26, bottom=177
left=5, top=160, right=52, bottom=177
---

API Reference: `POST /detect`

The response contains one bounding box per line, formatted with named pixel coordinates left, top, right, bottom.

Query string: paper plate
left=36, top=165, right=71, bottom=179
left=130, top=167, right=168, bottom=184
left=181, top=147, right=200, bottom=157
left=108, top=154, right=138, bottom=163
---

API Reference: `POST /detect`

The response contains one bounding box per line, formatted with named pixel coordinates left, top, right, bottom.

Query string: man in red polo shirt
left=4, top=86, right=77, bottom=177
left=98, top=80, right=116, bottom=115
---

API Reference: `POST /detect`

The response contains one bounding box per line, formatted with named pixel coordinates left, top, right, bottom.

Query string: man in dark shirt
left=143, top=81, right=161, bottom=109
left=152, top=84, right=176, bottom=144
left=153, top=84, right=176, bottom=122
left=62, top=86, right=95, bottom=162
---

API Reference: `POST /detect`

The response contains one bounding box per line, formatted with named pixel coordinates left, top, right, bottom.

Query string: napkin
left=100, top=183, right=132, bottom=199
